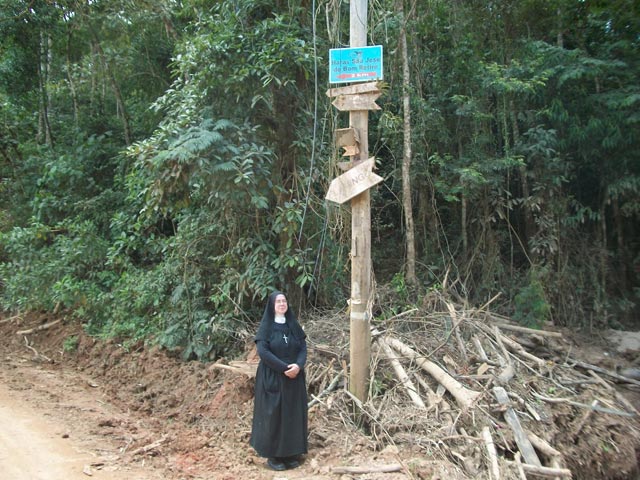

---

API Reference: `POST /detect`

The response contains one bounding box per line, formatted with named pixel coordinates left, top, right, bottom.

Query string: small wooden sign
left=326, top=81, right=381, bottom=98
left=326, top=158, right=383, bottom=204
left=335, top=127, right=359, bottom=147
left=341, top=145, right=359, bottom=157
left=332, top=92, right=381, bottom=112
left=335, top=127, right=360, bottom=157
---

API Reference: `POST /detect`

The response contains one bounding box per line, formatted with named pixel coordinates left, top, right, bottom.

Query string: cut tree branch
left=385, top=336, right=481, bottom=410
left=482, top=426, right=501, bottom=480
left=16, top=319, right=61, bottom=335
left=493, top=386, right=542, bottom=467
left=378, top=336, right=426, bottom=409
left=331, top=463, right=403, bottom=474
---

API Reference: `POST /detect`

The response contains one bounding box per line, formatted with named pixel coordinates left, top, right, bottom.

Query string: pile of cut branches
left=303, top=292, right=640, bottom=479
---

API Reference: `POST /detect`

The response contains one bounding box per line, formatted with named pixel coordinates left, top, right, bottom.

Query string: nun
left=250, top=291, right=308, bottom=471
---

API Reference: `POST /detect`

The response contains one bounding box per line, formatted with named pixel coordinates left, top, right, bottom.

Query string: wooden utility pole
left=348, top=0, right=371, bottom=402
left=325, top=1, right=380, bottom=403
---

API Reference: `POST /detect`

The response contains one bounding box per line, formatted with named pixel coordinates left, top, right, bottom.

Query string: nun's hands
left=284, top=363, right=300, bottom=378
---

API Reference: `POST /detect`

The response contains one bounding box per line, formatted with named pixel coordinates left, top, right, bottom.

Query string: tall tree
left=397, top=0, right=417, bottom=286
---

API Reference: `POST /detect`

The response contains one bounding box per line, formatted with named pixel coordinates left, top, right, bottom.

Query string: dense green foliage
left=0, top=0, right=638, bottom=359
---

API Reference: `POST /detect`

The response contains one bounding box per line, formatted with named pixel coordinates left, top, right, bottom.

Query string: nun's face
left=274, top=294, right=288, bottom=316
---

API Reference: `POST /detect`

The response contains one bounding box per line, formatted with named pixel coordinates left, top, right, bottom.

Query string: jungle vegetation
left=0, top=0, right=638, bottom=359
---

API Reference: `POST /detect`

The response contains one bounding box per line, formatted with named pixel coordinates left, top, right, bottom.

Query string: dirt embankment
left=0, top=313, right=419, bottom=480
left=1, top=307, right=640, bottom=480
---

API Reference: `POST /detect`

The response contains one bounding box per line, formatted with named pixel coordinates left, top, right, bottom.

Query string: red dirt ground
left=1, top=311, right=639, bottom=479
left=0, top=313, right=460, bottom=479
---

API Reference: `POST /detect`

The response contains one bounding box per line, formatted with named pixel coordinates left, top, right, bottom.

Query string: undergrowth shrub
left=513, top=266, right=551, bottom=328
left=0, top=220, right=109, bottom=311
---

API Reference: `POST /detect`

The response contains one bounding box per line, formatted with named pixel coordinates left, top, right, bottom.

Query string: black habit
left=250, top=291, right=308, bottom=459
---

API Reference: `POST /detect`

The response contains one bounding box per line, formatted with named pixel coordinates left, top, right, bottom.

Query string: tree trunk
left=272, top=87, right=302, bottom=305
left=386, top=336, right=481, bottom=410
left=89, top=27, right=132, bottom=145
left=458, top=137, right=468, bottom=258
left=598, top=199, right=608, bottom=323
left=612, top=198, right=629, bottom=296
left=397, top=0, right=417, bottom=286
left=556, top=8, right=564, bottom=48
left=461, top=191, right=468, bottom=257
left=511, top=99, right=533, bottom=260
left=66, top=30, right=79, bottom=132
left=38, top=30, right=54, bottom=147
left=417, top=178, right=437, bottom=260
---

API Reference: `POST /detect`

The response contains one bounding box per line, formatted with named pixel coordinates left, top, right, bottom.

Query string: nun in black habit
left=250, top=291, right=308, bottom=471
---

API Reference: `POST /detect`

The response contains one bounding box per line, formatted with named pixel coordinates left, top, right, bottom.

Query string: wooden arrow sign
left=326, top=158, right=383, bottom=204
left=341, top=145, right=359, bottom=157
left=332, top=92, right=381, bottom=112
left=326, top=81, right=381, bottom=98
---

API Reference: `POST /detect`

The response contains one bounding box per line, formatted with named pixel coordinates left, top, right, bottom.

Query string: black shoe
left=284, top=458, right=300, bottom=468
left=284, top=456, right=300, bottom=469
left=267, top=458, right=287, bottom=471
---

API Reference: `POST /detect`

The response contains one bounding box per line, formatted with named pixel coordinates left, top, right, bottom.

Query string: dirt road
left=0, top=358, right=167, bottom=480
left=0, top=379, right=108, bottom=479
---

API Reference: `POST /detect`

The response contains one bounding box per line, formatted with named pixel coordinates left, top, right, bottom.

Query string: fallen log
left=493, top=386, right=542, bottom=467
left=129, top=434, right=168, bottom=456
left=569, top=359, right=640, bottom=388
left=494, top=328, right=547, bottom=368
left=495, top=323, right=563, bottom=339
left=482, top=426, right=501, bottom=480
left=504, top=461, right=572, bottom=478
left=514, top=452, right=527, bottom=480
left=308, top=370, right=343, bottom=409
left=16, top=318, right=61, bottom=335
left=385, top=336, right=481, bottom=410
left=209, top=361, right=257, bottom=377
left=526, top=432, right=562, bottom=459
left=0, top=314, right=22, bottom=325
left=378, top=336, right=426, bottom=409
left=445, top=300, right=469, bottom=363
left=531, top=392, right=636, bottom=417
left=331, top=463, right=403, bottom=474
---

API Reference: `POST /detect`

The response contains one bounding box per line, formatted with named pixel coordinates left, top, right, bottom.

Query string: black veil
left=254, top=291, right=306, bottom=342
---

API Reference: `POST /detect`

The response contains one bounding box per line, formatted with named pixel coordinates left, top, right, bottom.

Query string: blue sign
left=329, top=45, right=383, bottom=84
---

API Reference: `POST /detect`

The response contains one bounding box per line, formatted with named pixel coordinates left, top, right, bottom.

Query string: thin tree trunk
left=417, top=180, right=435, bottom=259
left=273, top=86, right=303, bottom=306
left=38, top=30, right=54, bottom=147
left=458, top=137, right=468, bottom=258
left=461, top=191, right=468, bottom=257
left=556, top=8, right=564, bottom=48
left=66, top=30, right=79, bottom=131
left=599, top=199, right=608, bottom=323
left=397, top=0, right=417, bottom=286
left=511, top=99, right=533, bottom=259
left=612, top=198, right=628, bottom=293
left=89, top=28, right=132, bottom=145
